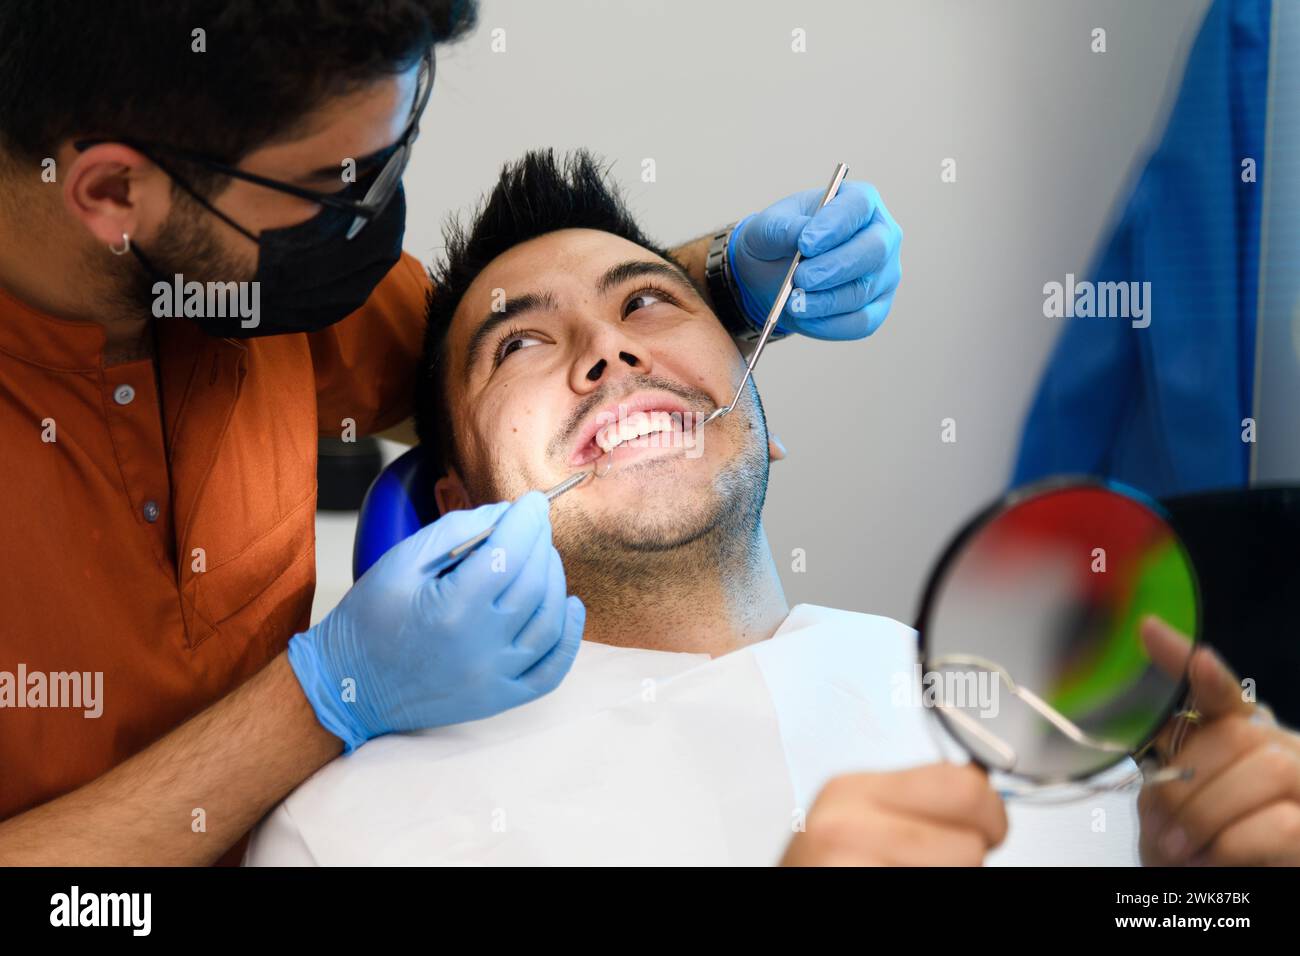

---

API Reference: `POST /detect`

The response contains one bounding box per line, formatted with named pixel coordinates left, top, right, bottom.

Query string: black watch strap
left=704, top=224, right=789, bottom=344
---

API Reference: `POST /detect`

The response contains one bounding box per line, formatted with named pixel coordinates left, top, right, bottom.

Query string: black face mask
left=133, top=181, right=406, bottom=339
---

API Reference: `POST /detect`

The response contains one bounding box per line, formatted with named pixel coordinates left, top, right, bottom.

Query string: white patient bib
left=245, top=604, right=1139, bottom=866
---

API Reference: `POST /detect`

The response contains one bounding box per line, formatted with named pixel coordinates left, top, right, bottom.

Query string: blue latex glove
left=288, top=491, right=585, bottom=753
left=730, top=180, right=903, bottom=340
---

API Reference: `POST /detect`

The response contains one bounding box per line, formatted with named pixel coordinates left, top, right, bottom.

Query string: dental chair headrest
left=352, top=445, right=443, bottom=582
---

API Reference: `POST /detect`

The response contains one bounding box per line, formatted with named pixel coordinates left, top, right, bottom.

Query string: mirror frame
left=913, top=475, right=1203, bottom=784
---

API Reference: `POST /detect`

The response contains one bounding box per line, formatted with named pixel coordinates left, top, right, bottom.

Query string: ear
left=768, top=433, right=787, bottom=462
left=61, top=141, right=172, bottom=249
left=434, top=467, right=472, bottom=517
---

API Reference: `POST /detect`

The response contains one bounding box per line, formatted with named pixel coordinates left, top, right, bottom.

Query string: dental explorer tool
left=701, top=161, right=850, bottom=428
left=429, top=463, right=604, bottom=578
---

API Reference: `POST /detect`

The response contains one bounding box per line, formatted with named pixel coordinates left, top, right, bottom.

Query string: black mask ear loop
left=127, top=153, right=260, bottom=285
left=156, top=154, right=259, bottom=240
left=141, top=153, right=261, bottom=250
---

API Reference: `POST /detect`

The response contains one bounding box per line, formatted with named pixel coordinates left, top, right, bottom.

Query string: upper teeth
left=595, top=410, right=677, bottom=452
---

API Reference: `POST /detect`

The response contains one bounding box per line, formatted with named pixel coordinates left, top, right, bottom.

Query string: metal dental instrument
left=429, top=453, right=614, bottom=578
left=926, top=652, right=1197, bottom=802
left=701, top=161, right=851, bottom=428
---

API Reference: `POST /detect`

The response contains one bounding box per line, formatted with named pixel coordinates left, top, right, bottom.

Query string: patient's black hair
left=415, top=148, right=692, bottom=482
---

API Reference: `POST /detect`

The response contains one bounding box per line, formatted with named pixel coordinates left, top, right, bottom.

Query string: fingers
left=1140, top=615, right=1198, bottom=760
left=795, top=209, right=897, bottom=292
left=1138, top=710, right=1300, bottom=864
left=734, top=181, right=902, bottom=343
left=786, top=291, right=896, bottom=342
left=507, top=540, right=569, bottom=668
left=1187, top=643, right=1254, bottom=722
left=870, top=809, right=989, bottom=866
left=782, top=764, right=1005, bottom=867
left=863, top=763, right=1009, bottom=849
left=437, top=491, right=548, bottom=610
left=797, top=183, right=883, bottom=257
left=787, top=250, right=900, bottom=336
left=785, top=186, right=900, bottom=340
left=1194, top=799, right=1300, bottom=866
left=861, top=292, right=896, bottom=336
left=1167, top=743, right=1300, bottom=863
left=1135, top=614, right=1300, bottom=867
left=793, top=805, right=987, bottom=867
left=516, top=595, right=586, bottom=694
left=1144, top=714, right=1273, bottom=814
left=829, top=764, right=1007, bottom=848
left=739, top=182, right=897, bottom=265
left=794, top=276, right=873, bottom=319
left=1141, top=616, right=1251, bottom=766
left=492, top=496, right=555, bottom=617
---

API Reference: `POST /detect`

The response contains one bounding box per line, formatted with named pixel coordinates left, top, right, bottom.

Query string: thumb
left=1187, top=643, right=1252, bottom=720
left=739, top=210, right=810, bottom=262
left=1141, top=615, right=1248, bottom=720
left=1139, top=615, right=1194, bottom=680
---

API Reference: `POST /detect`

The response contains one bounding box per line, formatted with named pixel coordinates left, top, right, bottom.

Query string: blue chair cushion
left=352, top=445, right=443, bottom=581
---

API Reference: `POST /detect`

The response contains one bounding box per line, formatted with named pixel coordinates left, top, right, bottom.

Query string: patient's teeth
left=595, top=423, right=617, bottom=453
left=592, top=409, right=679, bottom=453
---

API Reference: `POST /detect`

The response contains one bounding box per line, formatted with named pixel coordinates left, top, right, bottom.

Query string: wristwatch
left=704, top=223, right=790, bottom=344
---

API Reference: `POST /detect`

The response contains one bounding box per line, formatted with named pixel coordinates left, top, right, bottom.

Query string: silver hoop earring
left=109, top=233, right=131, bottom=256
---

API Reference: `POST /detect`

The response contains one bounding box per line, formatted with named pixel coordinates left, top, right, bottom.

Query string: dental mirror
left=591, top=445, right=618, bottom=479
left=914, top=478, right=1201, bottom=794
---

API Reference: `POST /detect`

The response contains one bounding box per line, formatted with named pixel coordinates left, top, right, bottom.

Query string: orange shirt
left=0, top=253, right=429, bottom=855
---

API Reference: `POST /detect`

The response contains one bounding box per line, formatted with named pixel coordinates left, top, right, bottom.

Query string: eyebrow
left=597, top=258, right=701, bottom=299
left=463, top=290, right=560, bottom=380
left=461, top=257, right=703, bottom=381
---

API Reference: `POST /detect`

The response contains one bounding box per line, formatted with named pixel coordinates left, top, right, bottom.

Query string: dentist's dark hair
left=0, top=0, right=476, bottom=192
left=416, top=148, right=692, bottom=484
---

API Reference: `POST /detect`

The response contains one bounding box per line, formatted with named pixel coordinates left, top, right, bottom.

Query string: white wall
left=314, top=0, right=1212, bottom=625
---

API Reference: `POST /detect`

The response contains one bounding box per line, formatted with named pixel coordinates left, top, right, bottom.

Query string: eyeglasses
left=74, top=47, right=434, bottom=239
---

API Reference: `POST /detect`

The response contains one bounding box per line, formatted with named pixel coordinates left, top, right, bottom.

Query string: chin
left=566, top=457, right=732, bottom=550
left=580, top=501, right=724, bottom=554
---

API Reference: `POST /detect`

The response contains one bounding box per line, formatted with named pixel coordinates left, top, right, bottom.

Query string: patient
left=245, top=151, right=1141, bottom=866
left=420, top=153, right=786, bottom=659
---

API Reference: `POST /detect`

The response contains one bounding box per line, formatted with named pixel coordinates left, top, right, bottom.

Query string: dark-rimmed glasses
left=74, top=47, right=434, bottom=239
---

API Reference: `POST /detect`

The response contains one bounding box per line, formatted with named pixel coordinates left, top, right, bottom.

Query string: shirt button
left=113, top=384, right=135, bottom=406
left=142, top=500, right=160, bottom=523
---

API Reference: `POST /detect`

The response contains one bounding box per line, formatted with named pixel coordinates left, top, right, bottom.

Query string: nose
left=569, top=326, right=653, bottom=395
